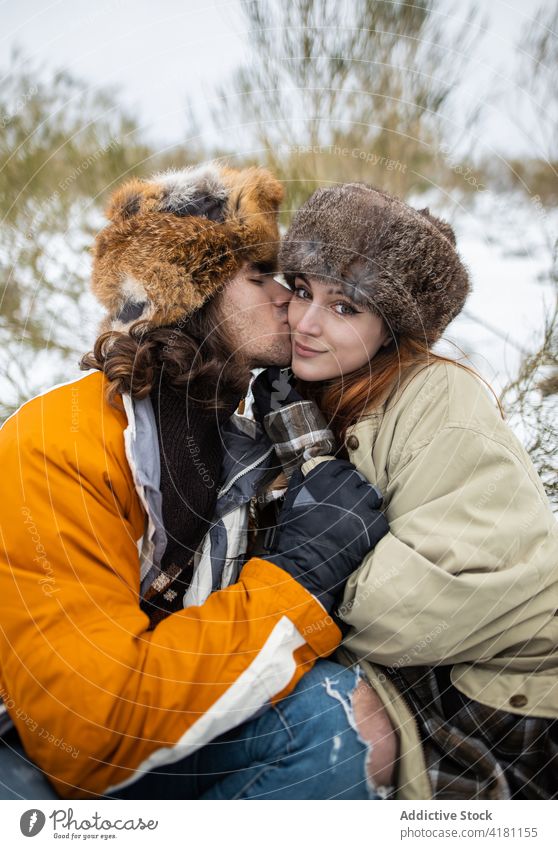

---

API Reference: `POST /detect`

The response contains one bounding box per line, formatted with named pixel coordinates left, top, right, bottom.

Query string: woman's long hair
left=300, top=336, right=499, bottom=444
left=80, top=297, right=250, bottom=408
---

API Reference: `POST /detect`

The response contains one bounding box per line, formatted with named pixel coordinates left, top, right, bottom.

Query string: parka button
left=346, top=435, right=360, bottom=451
left=509, top=694, right=528, bottom=708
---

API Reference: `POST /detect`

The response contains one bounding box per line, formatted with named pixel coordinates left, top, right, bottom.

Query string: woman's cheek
left=287, top=299, right=301, bottom=329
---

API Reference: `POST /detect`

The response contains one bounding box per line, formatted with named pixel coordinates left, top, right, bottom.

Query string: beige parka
left=327, top=361, right=558, bottom=799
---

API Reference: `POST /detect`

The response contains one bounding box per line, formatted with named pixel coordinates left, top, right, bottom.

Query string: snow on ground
left=2, top=192, right=556, bottom=419
left=0, top=204, right=105, bottom=412
left=435, top=192, right=556, bottom=394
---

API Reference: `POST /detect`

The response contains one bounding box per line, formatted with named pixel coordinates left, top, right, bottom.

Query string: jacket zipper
left=217, top=445, right=275, bottom=498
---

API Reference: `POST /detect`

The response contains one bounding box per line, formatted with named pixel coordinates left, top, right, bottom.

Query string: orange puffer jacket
left=0, top=372, right=340, bottom=798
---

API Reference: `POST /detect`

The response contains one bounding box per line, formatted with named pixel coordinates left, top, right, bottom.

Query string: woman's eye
left=334, top=302, right=358, bottom=316
left=294, top=286, right=311, bottom=299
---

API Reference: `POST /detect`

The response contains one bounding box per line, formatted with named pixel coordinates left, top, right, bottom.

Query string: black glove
left=251, top=367, right=302, bottom=424
left=262, top=458, right=389, bottom=613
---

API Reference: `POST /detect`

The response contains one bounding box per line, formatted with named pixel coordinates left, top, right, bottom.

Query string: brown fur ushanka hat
left=279, top=183, right=470, bottom=343
left=92, top=164, right=284, bottom=330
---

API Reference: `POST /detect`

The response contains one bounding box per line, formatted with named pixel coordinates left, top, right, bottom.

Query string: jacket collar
left=122, top=394, right=275, bottom=598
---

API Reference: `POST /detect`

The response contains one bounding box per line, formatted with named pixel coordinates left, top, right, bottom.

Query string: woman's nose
left=295, top=304, right=322, bottom=336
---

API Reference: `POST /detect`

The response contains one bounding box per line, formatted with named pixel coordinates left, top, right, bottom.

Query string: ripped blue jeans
left=113, top=660, right=381, bottom=800
left=0, top=661, right=382, bottom=800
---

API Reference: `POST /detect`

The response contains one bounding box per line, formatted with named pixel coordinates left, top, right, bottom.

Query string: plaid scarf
left=390, top=666, right=557, bottom=800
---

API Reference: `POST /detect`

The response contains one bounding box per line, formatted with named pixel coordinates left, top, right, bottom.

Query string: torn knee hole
left=352, top=679, right=398, bottom=792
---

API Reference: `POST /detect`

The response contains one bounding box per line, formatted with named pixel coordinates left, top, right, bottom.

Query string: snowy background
left=439, top=194, right=557, bottom=392
left=1, top=0, right=556, bottom=505
left=2, top=191, right=555, bottom=401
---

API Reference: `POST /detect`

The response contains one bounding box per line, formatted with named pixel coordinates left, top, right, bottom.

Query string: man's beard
left=219, top=306, right=292, bottom=368
left=249, top=338, right=292, bottom=368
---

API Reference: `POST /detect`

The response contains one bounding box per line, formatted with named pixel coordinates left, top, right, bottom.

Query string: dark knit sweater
left=142, top=372, right=240, bottom=627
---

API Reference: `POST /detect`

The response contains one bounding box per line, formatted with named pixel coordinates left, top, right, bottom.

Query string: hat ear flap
left=105, top=178, right=147, bottom=223
left=253, top=168, right=285, bottom=210
left=418, top=208, right=457, bottom=246
left=114, top=298, right=149, bottom=325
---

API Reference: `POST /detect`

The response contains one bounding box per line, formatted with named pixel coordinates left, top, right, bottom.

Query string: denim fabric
left=0, top=733, right=58, bottom=799
left=113, top=660, right=379, bottom=800
left=0, top=660, right=378, bottom=800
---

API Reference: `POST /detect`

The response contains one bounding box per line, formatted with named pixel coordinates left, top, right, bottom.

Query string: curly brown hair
left=80, top=297, right=251, bottom=408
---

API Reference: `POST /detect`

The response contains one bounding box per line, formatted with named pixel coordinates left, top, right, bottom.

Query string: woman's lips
left=293, top=340, right=325, bottom=358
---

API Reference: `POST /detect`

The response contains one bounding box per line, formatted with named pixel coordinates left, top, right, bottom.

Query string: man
left=0, top=164, right=388, bottom=799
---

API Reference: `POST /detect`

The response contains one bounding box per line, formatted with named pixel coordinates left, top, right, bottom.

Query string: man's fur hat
left=279, top=183, right=469, bottom=343
left=92, top=163, right=284, bottom=331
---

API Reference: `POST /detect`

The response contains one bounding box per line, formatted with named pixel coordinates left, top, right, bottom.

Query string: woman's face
left=288, top=275, right=391, bottom=381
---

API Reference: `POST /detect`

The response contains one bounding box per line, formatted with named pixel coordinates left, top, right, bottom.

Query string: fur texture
left=279, top=183, right=470, bottom=343
left=92, top=164, right=284, bottom=330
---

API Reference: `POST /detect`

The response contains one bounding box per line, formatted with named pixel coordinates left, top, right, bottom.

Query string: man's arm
left=0, top=399, right=339, bottom=799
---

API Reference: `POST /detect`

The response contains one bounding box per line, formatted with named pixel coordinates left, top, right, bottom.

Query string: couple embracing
left=0, top=163, right=556, bottom=801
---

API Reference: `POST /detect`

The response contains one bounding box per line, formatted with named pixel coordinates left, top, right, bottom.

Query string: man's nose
left=269, top=277, right=293, bottom=310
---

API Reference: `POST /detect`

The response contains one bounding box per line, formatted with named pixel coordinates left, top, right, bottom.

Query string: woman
left=255, top=182, right=558, bottom=800
left=0, top=166, right=389, bottom=800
